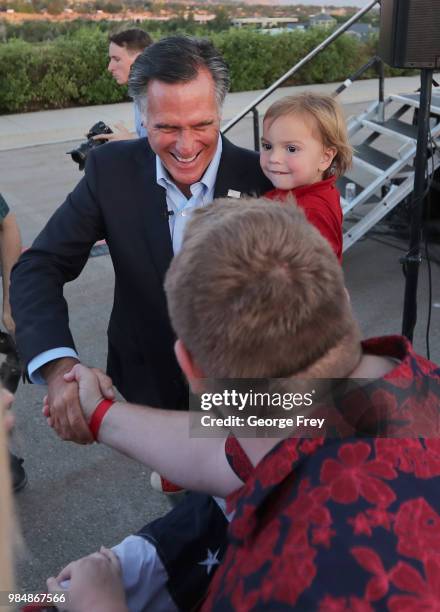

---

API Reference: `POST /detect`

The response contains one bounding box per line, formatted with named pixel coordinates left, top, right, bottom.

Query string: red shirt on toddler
left=265, top=176, right=343, bottom=262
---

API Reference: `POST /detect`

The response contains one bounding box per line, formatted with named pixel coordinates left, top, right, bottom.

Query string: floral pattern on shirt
left=203, top=336, right=440, bottom=611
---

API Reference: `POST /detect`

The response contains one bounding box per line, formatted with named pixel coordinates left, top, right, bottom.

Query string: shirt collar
left=155, top=134, right=222, bottom=194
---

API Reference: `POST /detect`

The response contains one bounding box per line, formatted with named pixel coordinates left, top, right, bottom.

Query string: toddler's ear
left=321, top=146, right=337, bottom=171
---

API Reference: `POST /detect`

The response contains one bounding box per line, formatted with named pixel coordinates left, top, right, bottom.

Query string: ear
left=320, top=146, right=337, bottom=172
left=174, top=339, right=206, bottom=394
left=129, top=49, right=142, bottom=61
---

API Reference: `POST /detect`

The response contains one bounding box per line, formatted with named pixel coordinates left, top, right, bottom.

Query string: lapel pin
left=227, top=189, right=241, bottom=199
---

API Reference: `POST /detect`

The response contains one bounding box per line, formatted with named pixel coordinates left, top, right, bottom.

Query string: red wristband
left=89, top=399, right=114, bottom=441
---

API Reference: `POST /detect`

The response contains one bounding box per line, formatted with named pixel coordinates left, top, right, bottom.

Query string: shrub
left=213, top=28, right=366, bottom=92
left=0, top=28, right=124, bottom=111
left=0, top=25, right=415, bottom=114
left=0, top=39, right=40, bottom=111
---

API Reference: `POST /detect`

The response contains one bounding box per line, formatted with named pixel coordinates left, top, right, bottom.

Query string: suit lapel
left=214, top=137, right=241, bottom=199
left=136, top=146, right=174, bottom=284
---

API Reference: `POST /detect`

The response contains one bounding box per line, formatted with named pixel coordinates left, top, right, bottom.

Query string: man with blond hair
left=49, top=198, right=440, bottom=610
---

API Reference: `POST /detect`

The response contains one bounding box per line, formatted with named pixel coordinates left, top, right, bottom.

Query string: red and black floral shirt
left=202, top=336, right=440, bottom=611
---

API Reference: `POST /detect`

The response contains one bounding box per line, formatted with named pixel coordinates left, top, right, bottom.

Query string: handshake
left=43, top=359, right=117, bottom=445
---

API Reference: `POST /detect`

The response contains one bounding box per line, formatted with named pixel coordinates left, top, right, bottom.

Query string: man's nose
left=175, top=130, right=195, bottom=156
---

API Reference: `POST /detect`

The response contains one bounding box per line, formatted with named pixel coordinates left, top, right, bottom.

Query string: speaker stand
left=401, top=68, right=434, bottom=342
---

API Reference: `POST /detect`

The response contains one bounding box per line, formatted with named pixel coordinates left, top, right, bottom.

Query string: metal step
left=355, top=144, right=397, bottom=171
left=343, top=178, right=414, bottom=251
left=362, top=118, right=417, bottom=141
left=390, top=93, right=440, bottom=116
left=342, top=91, right=440, bottom=251
left=343, top=153, right=417, bottom=213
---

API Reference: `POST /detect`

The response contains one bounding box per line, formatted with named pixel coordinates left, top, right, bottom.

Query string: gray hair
left=128, top=35, right=230, bottom=115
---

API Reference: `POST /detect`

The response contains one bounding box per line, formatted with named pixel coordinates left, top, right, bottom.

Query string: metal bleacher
left=339, top=90, right=440, bottom=251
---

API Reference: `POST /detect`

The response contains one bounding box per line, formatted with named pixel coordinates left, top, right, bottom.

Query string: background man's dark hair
left=109, top=28, right=153, bottom=53
left=128, top=35, right=230, bottom=113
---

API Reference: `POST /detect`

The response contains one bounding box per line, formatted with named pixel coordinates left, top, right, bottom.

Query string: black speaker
left=379, top=0, right=440, bottom=68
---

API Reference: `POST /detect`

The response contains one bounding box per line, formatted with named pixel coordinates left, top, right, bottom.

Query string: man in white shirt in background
left=96, top=28, right=153, bottom=141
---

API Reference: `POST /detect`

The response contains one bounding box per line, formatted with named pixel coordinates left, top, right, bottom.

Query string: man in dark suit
left=10, top=36, right=270, bottom=444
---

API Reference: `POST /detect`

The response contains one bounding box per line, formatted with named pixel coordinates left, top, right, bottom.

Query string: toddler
left=261, top=92, right=352, bottom=261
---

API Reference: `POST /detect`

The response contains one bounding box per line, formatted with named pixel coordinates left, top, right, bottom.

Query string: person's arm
left=99, top=403, right=241, bottom=496
left=10, top=153, right=107, bottom=443
left=0, top=212, right=22, bottom=335
left=10, top=170, right=103, bottom=363
left=93, top=122, right=136, bottom=143
left=66, top=364, right=244, bottom=498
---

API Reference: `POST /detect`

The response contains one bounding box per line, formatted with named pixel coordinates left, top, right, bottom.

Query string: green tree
left=208, top=7, right=231, bottom=32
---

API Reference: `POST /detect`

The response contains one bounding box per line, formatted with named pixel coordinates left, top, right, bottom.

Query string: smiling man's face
left=145, top=69, right=221, bottom=196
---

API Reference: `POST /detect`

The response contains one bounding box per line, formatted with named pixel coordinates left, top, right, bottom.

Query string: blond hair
left=165, top=198, right=359, bottom=378
left=263, top=92, right=352, bottom=178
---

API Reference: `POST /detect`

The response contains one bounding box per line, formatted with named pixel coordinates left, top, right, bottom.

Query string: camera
left=67, top=121, right=113, bottom=170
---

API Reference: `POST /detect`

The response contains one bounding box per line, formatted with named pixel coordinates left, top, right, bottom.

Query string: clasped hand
left=43, top=359, right=115, bottom=444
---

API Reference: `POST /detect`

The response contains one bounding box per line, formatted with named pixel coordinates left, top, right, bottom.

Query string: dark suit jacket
left=10, top=136, right=271, bottom=409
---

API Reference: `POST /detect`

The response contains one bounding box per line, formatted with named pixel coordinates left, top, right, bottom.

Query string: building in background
left=309, top=11, right=337, bottom=29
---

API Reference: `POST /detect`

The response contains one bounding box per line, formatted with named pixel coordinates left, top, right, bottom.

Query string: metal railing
left=222, top=0, right=381, bottom=150
left=331, top=55, right=385, bottom=121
